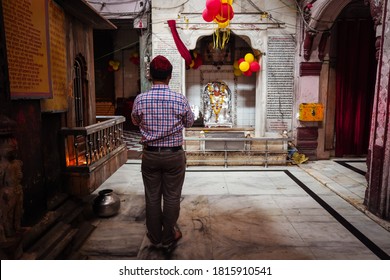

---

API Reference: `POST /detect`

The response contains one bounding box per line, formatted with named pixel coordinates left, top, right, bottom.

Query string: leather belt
left=144, top=146, right=183, bottom=152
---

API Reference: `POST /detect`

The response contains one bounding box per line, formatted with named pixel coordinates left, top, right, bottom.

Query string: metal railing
left=60, top=116, right=126, bottom=172
left=184, top=136, right=292, bottom=168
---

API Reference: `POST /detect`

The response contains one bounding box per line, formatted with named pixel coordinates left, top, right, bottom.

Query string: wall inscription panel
left=41, top=0, right=67, bottom=112
left=152, top=35, right=183, bottom=94
left=2, top=0, right=52, bottom=99
left=266, top=36, right=295, bottom=132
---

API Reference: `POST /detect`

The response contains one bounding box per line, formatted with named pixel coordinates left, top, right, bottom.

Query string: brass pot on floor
left=93, top=189, right=121, bottom=217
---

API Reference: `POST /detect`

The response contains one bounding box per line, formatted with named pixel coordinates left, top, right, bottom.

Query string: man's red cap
left=150, top=55, right=173, bottom=80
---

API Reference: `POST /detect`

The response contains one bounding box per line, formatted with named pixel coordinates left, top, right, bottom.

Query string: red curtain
left=335, top=18, right=377, bottom=157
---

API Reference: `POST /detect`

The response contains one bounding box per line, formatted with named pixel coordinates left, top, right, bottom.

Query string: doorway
left=332, top=2, right=377, bottom=157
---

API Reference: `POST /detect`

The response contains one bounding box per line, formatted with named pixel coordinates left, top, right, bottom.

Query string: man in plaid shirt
left=131, top=55, right=194, bottom=252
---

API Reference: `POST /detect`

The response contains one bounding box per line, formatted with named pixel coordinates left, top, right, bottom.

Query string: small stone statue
left=203, top=81, right=232, bottom=127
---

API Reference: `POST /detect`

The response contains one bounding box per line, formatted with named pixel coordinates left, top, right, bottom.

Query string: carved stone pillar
left=365, top=0, right=383, bottom=59
left=364, top=0, right=390, bottom=220
left=365, top=0, right=383, bottom=25
left=0, top=115, right=24, bottom=259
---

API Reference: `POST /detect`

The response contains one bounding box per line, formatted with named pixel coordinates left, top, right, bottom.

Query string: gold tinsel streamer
left=213, top=28, right=230, bottom=49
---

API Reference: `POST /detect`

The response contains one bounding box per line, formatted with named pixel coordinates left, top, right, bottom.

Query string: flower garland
left=209, top=92, right=225, bottom=121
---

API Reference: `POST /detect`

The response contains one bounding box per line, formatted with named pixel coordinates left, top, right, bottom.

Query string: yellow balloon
left=218, top=20, right=229, bottom=29
left=234, top=69, right=242, bottom=77
left=245, top=53, right=254, bottom=63
left=228, top=0, right=233, bottom=5
left=233, top=60, right=239, bottom=69
left=239, top=61, right=250, bottom=72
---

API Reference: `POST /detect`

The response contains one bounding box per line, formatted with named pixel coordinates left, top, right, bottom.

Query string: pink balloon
left=206, top=0, right=221, bottom=13
left=202, top=9, right=214, bottom=22
left=250, top=61, right=260, bottom=72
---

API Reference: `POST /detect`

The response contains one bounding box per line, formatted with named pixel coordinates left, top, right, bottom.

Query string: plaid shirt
left=131, top=84, right=195, bottom=147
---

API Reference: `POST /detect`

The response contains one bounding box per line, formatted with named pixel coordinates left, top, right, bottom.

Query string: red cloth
left=167, top=20, right=192, bottom=66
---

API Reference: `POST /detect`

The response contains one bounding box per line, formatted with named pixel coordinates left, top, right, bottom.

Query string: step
left=42, top=228, right=79, bottom=260
left=20, top=195, right=92, bottom=259
left=22, top=221, right=72, bottom=259
left=65, top=222, right=97, bottom=259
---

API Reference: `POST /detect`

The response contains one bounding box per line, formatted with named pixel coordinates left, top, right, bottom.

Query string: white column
left=255, top=34, right=267, bottom=137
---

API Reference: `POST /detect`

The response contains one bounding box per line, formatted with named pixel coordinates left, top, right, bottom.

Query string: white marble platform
left=78, top=159, right=390, bottom=260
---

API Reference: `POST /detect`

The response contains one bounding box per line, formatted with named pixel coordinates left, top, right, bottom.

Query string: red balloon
left=202, top=9, right=214, bottom=22
left=250, top=61, right=260, bottom=72
left=206, top=0, right=221, bottom=13
left=219, top=3, right=234, bottom=20
left=229, top=9, right=234, bottom=20
left=243, top=70, right=253, bottom=76
left=238, top=58, right=245, bottom=65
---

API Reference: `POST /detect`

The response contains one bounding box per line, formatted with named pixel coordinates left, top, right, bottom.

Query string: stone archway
left=363, top=0, right=390, bottom=220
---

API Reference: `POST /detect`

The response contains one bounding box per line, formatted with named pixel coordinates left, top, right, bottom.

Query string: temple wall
left=151, top=0, right=298, bottom=137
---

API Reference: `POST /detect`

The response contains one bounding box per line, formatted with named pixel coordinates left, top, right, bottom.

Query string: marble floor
left=78, top=158, right=390, bottom=260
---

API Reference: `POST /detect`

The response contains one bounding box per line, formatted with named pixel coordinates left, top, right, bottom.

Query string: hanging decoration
left=202, top=0, right=234, bottom=49
left=233, top=52, right=261, bottom=77
left=108, top=60, right=120, bottom=72
left=202, top=0, right=234, bottom=25
left=129, top=51, right=140, bottom=66
left=167, top=20, right=193, bottom=66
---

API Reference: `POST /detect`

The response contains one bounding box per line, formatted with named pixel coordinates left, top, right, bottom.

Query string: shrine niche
left=203, top=81, right=233, bottom=127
